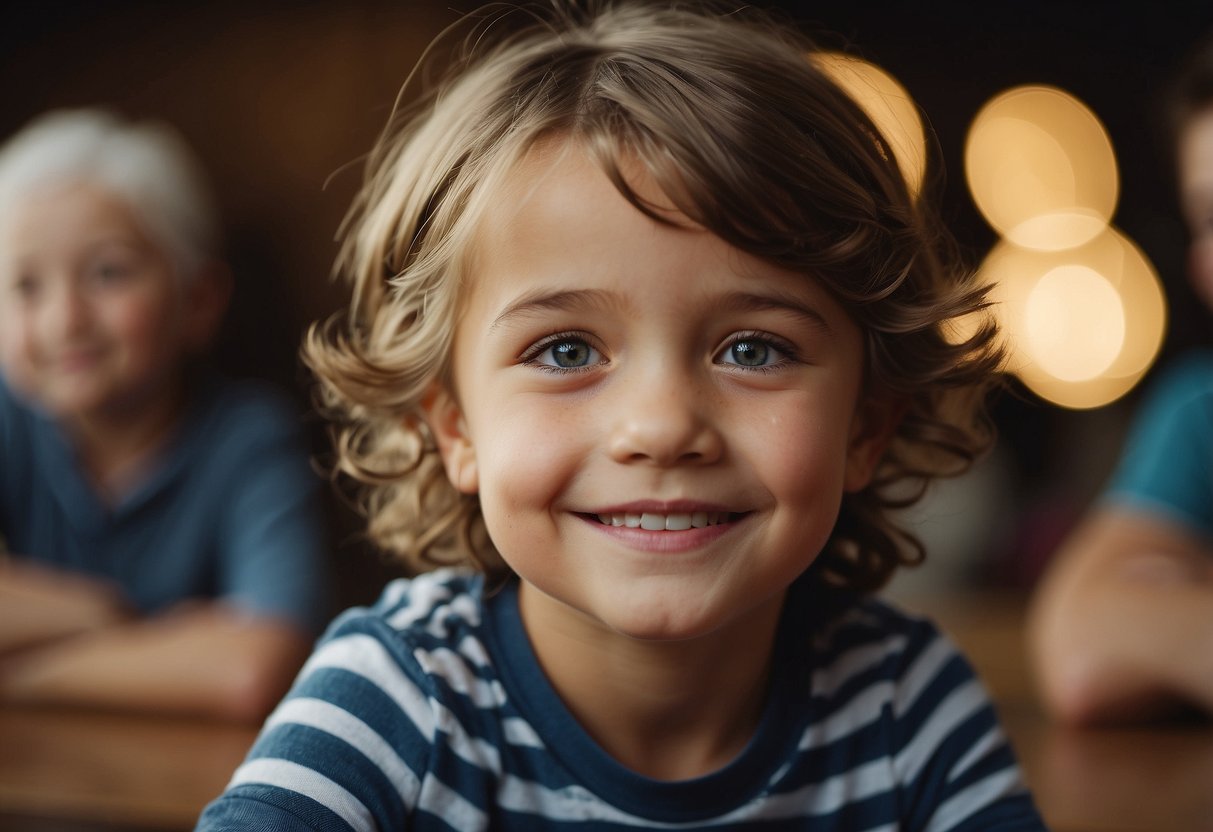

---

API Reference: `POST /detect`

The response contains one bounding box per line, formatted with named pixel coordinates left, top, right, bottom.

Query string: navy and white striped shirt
left=197, top=570, right=1047, bottom=831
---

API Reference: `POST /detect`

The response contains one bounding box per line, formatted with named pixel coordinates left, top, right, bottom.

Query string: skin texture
left=1028, top=105, right=1213, bottom=726
left=0, top=183, right=308, bottom=722
left=424, top=142, right=896, bottom=778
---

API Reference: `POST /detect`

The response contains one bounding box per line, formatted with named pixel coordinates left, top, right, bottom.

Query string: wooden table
left=918, top=593, right=1213, bottom=832
left=0, top=706, right=255, bottom=831
left=2, top=594, right=1212, bottom=831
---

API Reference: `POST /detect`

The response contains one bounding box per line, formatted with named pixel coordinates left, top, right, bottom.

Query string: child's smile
left=426, top=139, right=894, bottom=649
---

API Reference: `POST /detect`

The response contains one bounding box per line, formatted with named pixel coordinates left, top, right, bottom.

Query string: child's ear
left=421, top=385, right=479, bottom=494
left=183, top=260, right=233, bottom=351
left=844, top=394, right=906, bottom=493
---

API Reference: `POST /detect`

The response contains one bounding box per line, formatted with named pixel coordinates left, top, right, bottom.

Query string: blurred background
left=5, top=0, right=1211, bottom=605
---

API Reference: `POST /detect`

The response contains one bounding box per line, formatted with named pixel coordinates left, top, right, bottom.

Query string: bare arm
left=0, top=559, right=131, bottom=654
left=1028, top=506, right=1213, bottom=725
left=0, top=601, right=311, bottom=722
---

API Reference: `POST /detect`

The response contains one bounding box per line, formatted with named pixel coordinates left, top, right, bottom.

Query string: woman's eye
left=717, top=335, right=790, bottom=368
left=525, top=335, right=602, bottom=370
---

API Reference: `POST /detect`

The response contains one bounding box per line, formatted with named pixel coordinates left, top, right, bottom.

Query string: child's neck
left=65, top=381, right=188, bottom=505
left=518, top=582, right=785, bottom=781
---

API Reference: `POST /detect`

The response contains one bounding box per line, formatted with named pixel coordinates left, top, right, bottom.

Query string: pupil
left=733, top=340, right=767, bottom=366
left=553, top=341, right=589, bottom=367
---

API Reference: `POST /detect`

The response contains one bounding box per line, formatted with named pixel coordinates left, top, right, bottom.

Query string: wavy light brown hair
left=305, top=1, right=1004, bottom=594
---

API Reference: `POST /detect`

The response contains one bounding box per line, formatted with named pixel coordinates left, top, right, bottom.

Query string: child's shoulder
left=320, top=568, right=488, bottom=662
left=300, top=569, right=492, bottom=713
left=799, top=593, right=970, bottom=706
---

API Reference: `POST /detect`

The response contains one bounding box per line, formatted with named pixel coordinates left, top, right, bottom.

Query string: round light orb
left=975, top=227, right=1166, bottom=409
left=815, top=52, right=927, bottom=197
left=1024, top=265, right=1124, bottom=382
left=966, top=86, right=1118, bottom=251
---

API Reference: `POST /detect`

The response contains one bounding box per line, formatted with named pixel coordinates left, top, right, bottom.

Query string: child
left=199, top=3, right=1047, bottom=827
left=0, top=109, right=330, bottom=721
left=1029, top=33, right=1213, bottom=726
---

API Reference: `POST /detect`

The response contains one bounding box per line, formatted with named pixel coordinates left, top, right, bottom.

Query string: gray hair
left=0, top=108, right=219, bottom=280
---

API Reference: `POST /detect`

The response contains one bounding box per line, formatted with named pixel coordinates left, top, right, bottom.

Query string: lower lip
left=577, top=513, right=744, bottom=553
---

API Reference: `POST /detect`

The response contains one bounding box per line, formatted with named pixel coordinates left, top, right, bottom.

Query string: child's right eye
left=521, top=333, right=603, bottom=371
left=10, top=273, right=41, bottom=300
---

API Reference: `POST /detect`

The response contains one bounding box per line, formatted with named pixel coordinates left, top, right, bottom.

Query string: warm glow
left=976, top=228, right=1166, bottom=409
left=966, top=86, right=1118, bottom=251
left=1024, top=266, right=1124, bottom=382
left=816, top=52, right=927, bottom=196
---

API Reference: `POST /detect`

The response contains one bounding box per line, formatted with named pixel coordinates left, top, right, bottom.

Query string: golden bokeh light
left=1024, top=266, right=1124, bottom=382
left=815, top=52, right=927, bottom=196
left=975, top=228, right=1166, bottom=409
left=966, top=86, right=1118, bottom=251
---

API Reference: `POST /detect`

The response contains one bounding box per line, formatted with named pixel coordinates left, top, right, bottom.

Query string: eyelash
left=717, top=331, right=801, bottom=373
left=519, top=331, right=604, bottom=374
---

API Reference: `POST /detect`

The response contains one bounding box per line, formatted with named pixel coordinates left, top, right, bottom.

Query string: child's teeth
left=639, top=513, right=695, bottom=530
left=665, top=514, right=692, bottom=531
left=600, top=511, right=732, bottom=529
left=640, top=513, right=665, bottom=530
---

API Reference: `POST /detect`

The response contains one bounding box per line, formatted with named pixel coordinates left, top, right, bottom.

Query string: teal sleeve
left=1105, top=351, right=1213, bottom=539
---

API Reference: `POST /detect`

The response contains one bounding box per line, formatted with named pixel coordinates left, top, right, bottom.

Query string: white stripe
left=924, top=767, right=1025, bottom=832
left=812, top=635, right=908, bottom=698
left=496, top=777, right=687, bottom=828
left=894, top=679, right=986, bottom=784
left=415, top=774, right=489, bottom=830
left=798, top=680, right=894, bottom=750
left=893, top=635, right=956, bottom=717
left=229, top=758, right=374, bottom=832
left=416, top=645, right=507, bottom=708
left=431, top=699, right=504, bottom=774
left=386, top=572, right=457, bottom=630
left=457, top=632, right=493, bottom=668
left=266, top=698, right=422, bottom=801
left=948, top=725, right=1005, bottom=783
left=502, top=716, right=545, bottom=748
left=299, top=633, right=436, bottom=741
left=726, top=757, right=893, bottom=821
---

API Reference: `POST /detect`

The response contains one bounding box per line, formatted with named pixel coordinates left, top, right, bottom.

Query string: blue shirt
left=1106, top=350, right=1213, bottom=540
left=197, top=570, right=1046, bottom=830
left=0, top=372, right=331, bottom=633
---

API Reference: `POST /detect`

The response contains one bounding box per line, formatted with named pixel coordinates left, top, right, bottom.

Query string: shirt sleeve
left=891, top=621, right=1049, bottom=832
left=211, top=386, right=333, bottom=634
left=196, top=610, right=434, bottom=832
left=1105, top=353, right=1213, bottom=539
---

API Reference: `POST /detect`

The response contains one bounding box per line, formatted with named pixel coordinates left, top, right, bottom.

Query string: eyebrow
left=489, top=288, right=621, bottom=332
left=488, top=285, right=835, bottom=334
left=718, top=289, right=834, bottom=334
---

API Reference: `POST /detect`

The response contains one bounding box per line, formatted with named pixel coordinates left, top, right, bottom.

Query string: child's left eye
left=715, top=334, right=795, bottom=369
left=522, top=334, right=603, bottom=371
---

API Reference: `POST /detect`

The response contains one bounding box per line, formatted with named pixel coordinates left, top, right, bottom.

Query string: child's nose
left=606, top=374, right=724, bottom=467
left=43, top=282, right=92, bottom=337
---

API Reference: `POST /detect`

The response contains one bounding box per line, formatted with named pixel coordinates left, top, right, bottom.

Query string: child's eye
left=521, top=333, right=603, bottom=371
left=89, top=262, right=133, bottom=285
left=10, top=272, right=41, bottom=301
left=715, top=333, right=796, bottom=370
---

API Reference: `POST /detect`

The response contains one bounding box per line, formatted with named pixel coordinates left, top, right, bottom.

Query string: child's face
left=428, top=143, right=892, bottom=644
left=1180, top=105, right=1213, bottom=313
left=0, top=183, right=195, bottom=423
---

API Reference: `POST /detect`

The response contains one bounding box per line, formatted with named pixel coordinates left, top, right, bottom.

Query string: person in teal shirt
left=1031, top=37, right=1213, bottom=725
left=0, top=109, right=329, bottom=721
